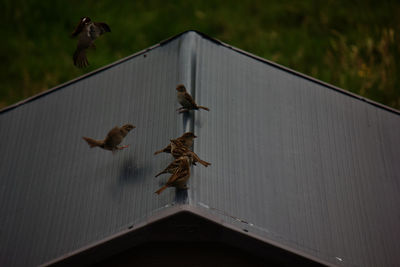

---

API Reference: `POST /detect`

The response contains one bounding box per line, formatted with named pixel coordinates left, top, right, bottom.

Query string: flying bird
left=176, top=84, right=209, bottom=113
left=155, top=156, right=191, bottom=195
left=82, top=124, right=135, bottom=153
left=71, top=17, right=111, bottom=68
left=154, top=132, right=197, bottom=155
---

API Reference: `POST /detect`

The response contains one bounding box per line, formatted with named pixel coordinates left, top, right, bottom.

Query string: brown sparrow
left=71, top=17, right=111, bottom=68
left=154, top=132, right=197, bottom=155
left=170, top=139, right=211, bottom=167
left=176, top=84, right=209, bottom=113
left=155, top=153, right=195, bottom=177
left=82, top=124, right=135, bottom=153
left=155, top=156, right=191, bottom=195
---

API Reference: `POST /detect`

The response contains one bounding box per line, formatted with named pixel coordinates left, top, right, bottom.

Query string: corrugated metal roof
left=191, top=32, right=400, bottom=266
left=1, top=31, right=400, bottom=267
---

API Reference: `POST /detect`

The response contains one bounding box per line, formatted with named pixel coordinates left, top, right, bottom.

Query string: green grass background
left=1, top=0, right=399, bottom=109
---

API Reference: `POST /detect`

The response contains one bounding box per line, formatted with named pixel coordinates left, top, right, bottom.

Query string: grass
left=1, top=0, right=400, bottom=109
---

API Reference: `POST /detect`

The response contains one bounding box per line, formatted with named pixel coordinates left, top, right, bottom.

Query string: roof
left=1, top=30, right=400, bottom=267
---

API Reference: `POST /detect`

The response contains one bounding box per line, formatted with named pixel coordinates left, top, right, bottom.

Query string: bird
left=170, top=139, right=211, bottom=167
left=155, top=156, right=191, bottom=195
left=82, top=124, right=135, bottom=153
left=155, top=153, right=195, bottom=177
left=154, top=132, right=197, bottom=155
left=71, top=17, right=111, bottom=68
left=176, top=84, right=209, bottom=113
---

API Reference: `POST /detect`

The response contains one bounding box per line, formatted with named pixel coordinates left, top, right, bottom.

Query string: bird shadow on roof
left=109, top=155, right=153, bottom=202
left=174, top=188, right=188, bottom=204
left=117, top=155, right=151, bottom=186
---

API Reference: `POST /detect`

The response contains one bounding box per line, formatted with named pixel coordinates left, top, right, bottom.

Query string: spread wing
left=94, top=22, right=111, bottom=34
left=71, top=20, right=85, bottom=37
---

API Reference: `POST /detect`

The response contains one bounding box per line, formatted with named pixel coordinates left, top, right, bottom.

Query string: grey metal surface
left=1, top=31, right=400, bottom=267
left=191, top=33, right=400, bottom=267
left=0, top=35, right=191, bottom=266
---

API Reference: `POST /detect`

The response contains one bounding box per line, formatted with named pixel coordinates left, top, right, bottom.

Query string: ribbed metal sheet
left=1, top=31, right=400, bottom=266
left=191, top=33, right=400, bottom=267
left=0, top=34, right=192, bottom=266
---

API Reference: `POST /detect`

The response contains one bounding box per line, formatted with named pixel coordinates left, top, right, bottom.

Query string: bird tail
left=197, top=106, right=210, bottom=111
left=73, top=49, right=89, bottom=68
left=155, top=185, right=168, bottom=195
left=82, top=137, right=103, bottom=148
left=155, top=170, right=166, bottom=177
left=154, top=150, right=163, bottom=155
left=197, top=159, right=211, bottom=167
left=191, top=153, right=211, bottom=167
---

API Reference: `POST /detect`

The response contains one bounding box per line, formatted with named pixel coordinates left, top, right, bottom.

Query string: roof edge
left=187, top=30, right=400, bottom=115
left=0, top=31, right=190, bottom=114
left=2, top=30, right=399, bottom=115
left=41, top=204, right=331, bottom=267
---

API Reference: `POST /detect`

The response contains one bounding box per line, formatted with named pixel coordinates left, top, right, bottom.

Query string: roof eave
left=42, top=205, right=330, bottom=267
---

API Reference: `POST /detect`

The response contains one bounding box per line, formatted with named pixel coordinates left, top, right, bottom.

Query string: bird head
left=71, top=17, right=92, bottom=37
left=180, top=132, right=197, bottom=139
left=122, top=124, right=136, bottom=132
left=176, top=84, right=187, bottom=92
left=81, top=17, right=92, bottom=25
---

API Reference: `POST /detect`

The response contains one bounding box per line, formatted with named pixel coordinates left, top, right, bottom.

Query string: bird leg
left=117, top=145, right=130, bottom=150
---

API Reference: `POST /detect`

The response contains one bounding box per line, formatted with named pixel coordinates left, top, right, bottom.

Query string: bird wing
left=183, top=92, right=198, bottom=106
left=171, top=144, right=188, bottom=158
left=71, top=19, right=85, bottom=37
left=103, top=126, right=123, bottom=147
left=94, top=22, right=111, bottom=34
left=167, top=160, right=180, bottom=170
left=166, top=160, right=189, bottom=184
left=168, top=168, right=190, bottom=185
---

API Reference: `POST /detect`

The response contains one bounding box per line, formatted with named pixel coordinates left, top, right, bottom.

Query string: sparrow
left=176, top=84, right=209, bottom=113
left=155, top=156, right=191, bottom=195
left=82, top=124, right=135, bottom=153
left=155, top=153, right=195, bottom=177
left=71, top=17, right=111, bottom=68
left=154, top=132, right=197, bottom=155
left=170, top=139, right=211, bottom=167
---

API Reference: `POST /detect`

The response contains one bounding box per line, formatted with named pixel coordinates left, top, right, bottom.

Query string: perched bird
left=82, top=124, right=135, bottom=153
left=176, top=84, right=209, bottom=113
left=155, top=153, right=195, bottom=177
left=155, top=156, right=191, bottom=195
left=71, top=17, right=111, bottom=68
left=170, top=139, right=211, bottom=167
left=154, top=132, right=197, bottom=155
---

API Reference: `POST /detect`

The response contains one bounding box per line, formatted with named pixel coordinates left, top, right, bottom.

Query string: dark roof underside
left=50, top=209, right=323, bottom=267
left=1, top=31, right=400, bottom=267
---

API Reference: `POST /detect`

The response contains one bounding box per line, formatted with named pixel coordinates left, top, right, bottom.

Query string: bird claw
left=118, top=145, right=130, bottom=150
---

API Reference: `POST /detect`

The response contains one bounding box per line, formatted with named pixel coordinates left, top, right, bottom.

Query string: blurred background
left=1, top=0, right=399, bottom=110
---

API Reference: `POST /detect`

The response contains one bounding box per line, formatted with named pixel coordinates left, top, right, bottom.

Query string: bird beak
left=194, top=135, right=197, bottom=138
